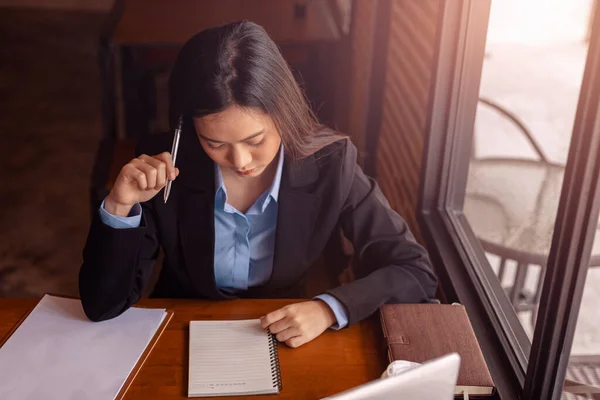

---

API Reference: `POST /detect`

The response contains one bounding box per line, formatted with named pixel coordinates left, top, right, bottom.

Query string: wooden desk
left=0, top=298, right=387, bottom=399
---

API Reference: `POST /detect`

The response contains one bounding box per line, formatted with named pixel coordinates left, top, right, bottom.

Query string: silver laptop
left=321, top=353, right=461, bottom=400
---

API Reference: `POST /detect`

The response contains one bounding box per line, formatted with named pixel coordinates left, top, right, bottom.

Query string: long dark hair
left=168, top=20, right=345, bottom=160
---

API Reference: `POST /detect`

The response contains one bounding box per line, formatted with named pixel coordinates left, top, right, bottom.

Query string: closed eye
left=207, top=142, right=226, bottom=150
left=247, top=138, right=265, bottom=148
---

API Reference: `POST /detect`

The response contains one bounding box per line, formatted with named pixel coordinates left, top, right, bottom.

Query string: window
left=467, top=0, right=594, bottom=345
left=418, top=1, right=600, bottom=399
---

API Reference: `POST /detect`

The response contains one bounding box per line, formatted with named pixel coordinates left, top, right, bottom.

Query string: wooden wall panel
left=375, top=0, right=440, bottom=241
left=346, top=0, right=377, bottom=164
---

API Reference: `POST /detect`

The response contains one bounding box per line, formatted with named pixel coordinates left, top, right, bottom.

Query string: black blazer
left=79, top=132, right=437, bottom=325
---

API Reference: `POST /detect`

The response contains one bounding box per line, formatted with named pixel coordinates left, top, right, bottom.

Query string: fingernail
left=170, top=173, right=176, bottom=180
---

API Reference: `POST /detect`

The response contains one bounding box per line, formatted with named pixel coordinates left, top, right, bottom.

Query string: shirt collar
left=214, top=145, right=285, bottom=211
left=268, top=145, right=285, bottom=203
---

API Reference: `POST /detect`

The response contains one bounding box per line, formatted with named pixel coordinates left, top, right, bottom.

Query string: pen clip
left=171, top=115, right=183, bottom=165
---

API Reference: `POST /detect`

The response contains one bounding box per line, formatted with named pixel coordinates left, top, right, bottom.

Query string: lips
left=236, top=168, right=256, bottom=176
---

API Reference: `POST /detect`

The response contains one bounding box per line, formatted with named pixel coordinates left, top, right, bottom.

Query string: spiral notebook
left=188, top=320, right=282, bottom=397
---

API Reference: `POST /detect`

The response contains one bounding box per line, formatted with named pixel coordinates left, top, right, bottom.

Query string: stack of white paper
left=0, top=295, right=167, bottom=400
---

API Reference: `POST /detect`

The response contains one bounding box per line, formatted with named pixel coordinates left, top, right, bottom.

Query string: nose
left=229, top=146, right=252, bottom=170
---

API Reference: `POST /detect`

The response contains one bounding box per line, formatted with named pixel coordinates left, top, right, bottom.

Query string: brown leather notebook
left=380, top=303, right=494, bottom=397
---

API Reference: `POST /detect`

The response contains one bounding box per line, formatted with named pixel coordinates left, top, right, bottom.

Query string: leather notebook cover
left=380, top=304, right=494, bottom=396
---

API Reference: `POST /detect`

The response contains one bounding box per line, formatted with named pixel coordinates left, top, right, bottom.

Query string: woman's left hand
left=260, top=300, right=336, bottom=348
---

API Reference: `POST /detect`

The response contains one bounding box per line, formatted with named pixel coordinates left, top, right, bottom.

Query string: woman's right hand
left=104, top=152, right=180, bottom=217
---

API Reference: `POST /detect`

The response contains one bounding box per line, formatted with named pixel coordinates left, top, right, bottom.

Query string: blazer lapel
left=268, top=154, right=321, bottom=288
left=174, top=128, right=228, bottom=299
left=178, top=190, right=224, bottom=298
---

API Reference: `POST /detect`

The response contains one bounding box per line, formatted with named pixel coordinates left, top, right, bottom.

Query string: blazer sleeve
left=78, top=138, right=166, bottom=322
left=326, top=140, right=438, bottom=326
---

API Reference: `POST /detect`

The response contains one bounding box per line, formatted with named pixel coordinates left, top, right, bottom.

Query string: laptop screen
left=321, top=353, right=461, bottom=400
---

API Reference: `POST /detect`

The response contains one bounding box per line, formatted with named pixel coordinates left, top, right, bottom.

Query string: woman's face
left=193, top=106, right=282, bottom=178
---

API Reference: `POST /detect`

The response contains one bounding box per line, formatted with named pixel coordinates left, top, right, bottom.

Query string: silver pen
left=163, top=115, right=182, bottom=203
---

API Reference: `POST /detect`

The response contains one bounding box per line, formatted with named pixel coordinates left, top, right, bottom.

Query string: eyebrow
left=198, top=130, right=265, bottom=144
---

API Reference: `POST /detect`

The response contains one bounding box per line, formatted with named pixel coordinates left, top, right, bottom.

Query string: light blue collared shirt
left=99, top=147, right=348, bottom=329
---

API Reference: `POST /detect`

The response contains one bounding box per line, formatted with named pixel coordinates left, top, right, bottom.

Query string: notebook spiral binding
left=267, top=332, right=283, bottom=391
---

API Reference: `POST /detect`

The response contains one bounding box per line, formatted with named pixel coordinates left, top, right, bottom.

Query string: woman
left=80, top=21, right=437, bottom=348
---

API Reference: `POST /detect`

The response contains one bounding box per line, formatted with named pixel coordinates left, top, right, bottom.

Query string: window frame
left=523, top=1, right=600, bottom=398
left=418, top=1, right=600, bottom=399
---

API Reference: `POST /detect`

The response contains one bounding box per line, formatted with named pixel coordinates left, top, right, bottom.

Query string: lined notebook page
left=188, top=320, right=280, bottom=397
left=0, top=295, right=167, bottom=400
